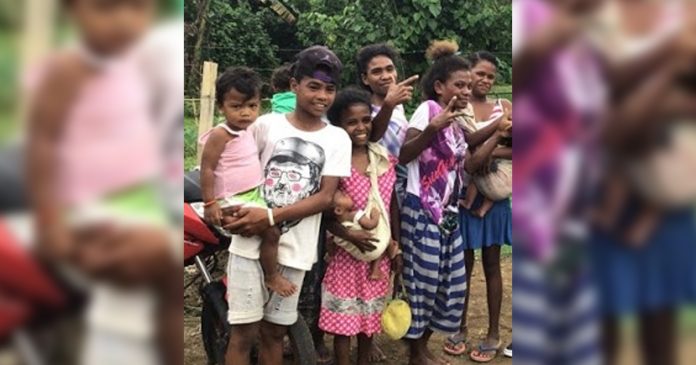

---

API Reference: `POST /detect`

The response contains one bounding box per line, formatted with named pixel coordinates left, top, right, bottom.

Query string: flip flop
left=469, top=341, right=502, bottom=363
left=503, top=343, right=512, bottom=358
left=442, top=333, right=468, bottom=356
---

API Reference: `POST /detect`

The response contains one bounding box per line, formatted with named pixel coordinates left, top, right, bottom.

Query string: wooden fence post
left=21, top=0, right=56, bottom=126
left=197, top=61, right=218, bottom=162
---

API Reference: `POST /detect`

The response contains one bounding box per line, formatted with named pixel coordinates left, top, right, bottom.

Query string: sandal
left=442, top=333, right=468, bottom=356
left=469, top=340, right=502, bottom=363
left=503, top=343, right=512, bottom=358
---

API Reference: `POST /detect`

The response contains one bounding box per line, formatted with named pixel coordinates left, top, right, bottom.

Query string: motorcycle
left=184, top=169, right=316, bottom=365
left=0, top=145, right=82, bottom=365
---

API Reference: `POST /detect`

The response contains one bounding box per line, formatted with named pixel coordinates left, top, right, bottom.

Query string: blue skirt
left=459, top=194, right=512, bottom=250
left=591, top=208, right=696, bottom=315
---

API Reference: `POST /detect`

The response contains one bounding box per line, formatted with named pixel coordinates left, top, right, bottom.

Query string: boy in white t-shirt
left=221, top=46, right=351, bottom=365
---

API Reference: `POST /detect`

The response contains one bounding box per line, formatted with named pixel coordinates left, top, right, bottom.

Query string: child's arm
left=465, top=104, right=511, bottom=149
left=223, top=176, right=339, bottom=236
left=357, top=207, right=380, bottom=230
left=465, top=130, right=505, bottom=175
left=199, top=128, right=228, bottom=226
left=399, top=97, right=467, bottom=164
left=492, top=146, right=512, bottom=160
left=324, top=213, right=378, bottom=253
left=26, top=56, right=88, bottom=261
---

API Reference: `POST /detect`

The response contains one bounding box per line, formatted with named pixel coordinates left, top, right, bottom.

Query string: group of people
left=200, top=41, right=513, bottom=365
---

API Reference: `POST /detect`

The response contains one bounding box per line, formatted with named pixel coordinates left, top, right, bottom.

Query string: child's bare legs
left=225, top=323, right=260, bottom=365
left=473, top=197, right=495, bottom=218
left=409, top=330, right=450, bottom=365
left=370, top=240, right=400, bottom=280
left=369, top=256, right=388, bottom=280
left=357, top=334, right=375, bottom=365
left=459, top=184, right=479, bottom=210
left=260, top=227, right=297, bottom=297
left=334, top=335, right=351, bottom=365
left=157, top=263, right=184, bottom=365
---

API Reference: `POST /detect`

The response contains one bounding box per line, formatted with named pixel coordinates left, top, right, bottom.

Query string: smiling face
left=339, top=103, right=373, bottom=147
left=361, top=55, right=397, bottom=98
left=292, top=76, right=337, bottom=118
left=471, top=60, right=497, bottom=98
left=435, top=70, right=473, bottom=109
left=218, top=88, right=260, bottom=130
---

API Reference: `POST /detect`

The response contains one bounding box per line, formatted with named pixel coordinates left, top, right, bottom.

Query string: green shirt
left=271, top=91, right=296, bottom=113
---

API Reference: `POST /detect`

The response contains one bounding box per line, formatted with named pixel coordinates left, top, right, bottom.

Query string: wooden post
left=21, top=0, right=56, bottom=126
left=22, top=0, right=55, bottom=64
left=197, top=61, right=218, bottom=162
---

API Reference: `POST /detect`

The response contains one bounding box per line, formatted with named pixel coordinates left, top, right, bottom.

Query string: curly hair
left=421, top=40, right=471, bottom=101
left=215, top=66, right=261, bottom=106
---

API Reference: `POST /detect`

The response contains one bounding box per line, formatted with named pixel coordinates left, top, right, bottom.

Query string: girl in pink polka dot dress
left=320, top=88, right=403, bottom=365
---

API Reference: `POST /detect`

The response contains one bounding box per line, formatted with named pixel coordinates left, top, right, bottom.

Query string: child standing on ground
left=222, top=46, right=351, bottom=365
left=319, top=87, right=402, bottom=365
left=398, top=40, right=471, bottom=365
left=199, top=67, right=296, bottom=297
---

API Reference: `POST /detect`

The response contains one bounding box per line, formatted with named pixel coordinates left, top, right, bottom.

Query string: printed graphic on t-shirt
left=263, top=137, right=325, bottom=229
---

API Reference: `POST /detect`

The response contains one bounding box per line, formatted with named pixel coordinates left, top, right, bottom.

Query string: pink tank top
left=198, top=123, right=264, bottom=199
left=27, top=51, right=161, bottom=206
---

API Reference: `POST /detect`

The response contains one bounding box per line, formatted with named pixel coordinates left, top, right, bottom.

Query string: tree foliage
left=185, top=0, right=511, bottom=98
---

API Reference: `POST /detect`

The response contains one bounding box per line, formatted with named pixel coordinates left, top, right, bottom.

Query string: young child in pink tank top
left=199, top=67, right=296, bottom=297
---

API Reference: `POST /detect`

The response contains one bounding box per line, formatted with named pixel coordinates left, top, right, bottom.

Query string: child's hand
left=38, top=223, right=76, bottom=263
left=384, top=75, right=419, bottom=108
left=430, top=96, right=468, bottom=131
left=204, top=203, right=222, bottom=226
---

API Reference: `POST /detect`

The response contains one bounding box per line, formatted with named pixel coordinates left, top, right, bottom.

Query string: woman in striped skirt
left=398, top=40, right=470, bottom=365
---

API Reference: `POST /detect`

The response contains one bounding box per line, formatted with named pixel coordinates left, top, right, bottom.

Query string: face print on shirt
left=263, top=137, right=325, bottom=229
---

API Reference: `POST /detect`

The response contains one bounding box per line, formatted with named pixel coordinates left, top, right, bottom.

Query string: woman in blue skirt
left=444, top=51, right=512, bottom=363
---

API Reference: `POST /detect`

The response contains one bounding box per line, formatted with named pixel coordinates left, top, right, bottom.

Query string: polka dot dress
left=318, top=154, right=397, bottom=336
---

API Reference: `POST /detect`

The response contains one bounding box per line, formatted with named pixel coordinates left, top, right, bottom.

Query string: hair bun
left=426, top=40, right=459, bottom=61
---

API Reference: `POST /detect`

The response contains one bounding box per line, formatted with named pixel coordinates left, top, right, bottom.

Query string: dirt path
left=184, top=255, right=512, bottom=365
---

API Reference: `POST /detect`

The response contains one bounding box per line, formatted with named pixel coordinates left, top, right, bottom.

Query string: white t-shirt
left=405, top=102, right=431, bottom=196
left=228, top=113, right=351, bottom=271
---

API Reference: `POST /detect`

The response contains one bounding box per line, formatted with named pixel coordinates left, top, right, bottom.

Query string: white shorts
left=226, top=253, right=305, bottom=326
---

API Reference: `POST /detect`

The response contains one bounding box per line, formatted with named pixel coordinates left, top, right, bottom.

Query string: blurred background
left=512, top=0, right=696, bottom=364
left=1, top=1, right=183, bottom=365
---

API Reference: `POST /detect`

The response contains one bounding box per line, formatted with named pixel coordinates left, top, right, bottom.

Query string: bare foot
left=368, top=341, right=387, bottom=362
left=265, top=274, right=297, bottom=297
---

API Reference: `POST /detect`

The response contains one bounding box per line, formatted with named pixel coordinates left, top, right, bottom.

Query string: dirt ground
left=184, top=255, right=512, bottom=365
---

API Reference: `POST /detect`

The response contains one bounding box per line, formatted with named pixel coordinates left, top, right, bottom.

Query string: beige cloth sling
left=334, top=143, right=392, bottom=261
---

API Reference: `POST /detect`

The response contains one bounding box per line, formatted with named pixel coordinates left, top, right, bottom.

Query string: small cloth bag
left=381, top=277, right=411, bottom=340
